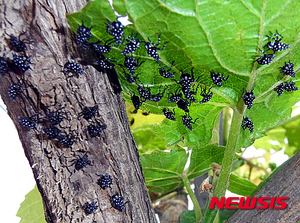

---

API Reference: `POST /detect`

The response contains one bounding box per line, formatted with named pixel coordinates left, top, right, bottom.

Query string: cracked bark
left=0, top=0, right=156, bottom=222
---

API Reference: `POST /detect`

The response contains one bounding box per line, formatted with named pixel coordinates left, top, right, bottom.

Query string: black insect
left=199, top=86, right=213, bottom=104
left=45, top=109, right=68, bottom=125
left=8, top=82, right=23, bottom=101
left=175, top=68, right=200, bottom=91
left=42, top=126, right=61, bottom=138
left=121, top=34, right=141, bottom=55
left=162, top=108, right=176, bottom=121
left=71, top=154, right=92, bottom=170
left=87, top=123, right=107, bottom=137
left=210, top=72, right=229, bottom=87
left=274, top=83, right=285, bottom=97
left=109, top=193, right=127, bottom=212
left=137, top=83, right=152, bottom=100
left=157, top=61, right=175, bottom=78
left=62, top=60, right=83, bottom=77
left=149, top=86, right=166, bottom=102
left=124, top=56, right=144, bottom=75
left=18, top=114, right=38, bottom=129
left=76, top=23, right=93, bottom=50
left=167, top=86, right=182, bottom=103
left=106, top=18, right=125, bottom=45
left=182, top=83, right=199, bottom=102
left=96, top=55, right=115, bottom=69
left=241, top=117, right=253, bottom=133
left=12, top=53, right=31, bottom=72
left=83, top=201, right=98, bottom=214
left=9, top=34, right=28, bottom=52
left=241, top=89, right=255, bottom=109
left=97, top=173, right=113, bottom=189
left=92, top=40, right=113, bottom=54
left=284, top=81, right=298, bottom=92
left=57, top=132, right=76, bottom=148
left=78, top=105, right=98, bottom=121
left=256, top=50, right=275, bottom=65
left=265, top=31, right=290, bottom=52
left=130, top=92, right=145, bottom=111
left=0, top=56, right=8, bottom=77
left=176, top=98, right=190, bottom=113
left=279, top=61, right=295, bottom=77
left=182, top=113, right=198, bottom=130
left=122, top=67, right=140, bottom=83
left=144, top=35, right=168, bottom=61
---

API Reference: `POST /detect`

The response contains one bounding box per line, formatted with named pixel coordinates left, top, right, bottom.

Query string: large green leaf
left=140, top=147, right=188, bottom=193
left=16, top=185, right=46, bottom=223
left=67, top=0, right=300, bottom=149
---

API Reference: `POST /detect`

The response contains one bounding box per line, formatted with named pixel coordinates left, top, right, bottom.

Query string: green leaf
left=67, top=0, right=300, bottom=149
left=16, top=185, right=46, bottom=223
left=187, top=144, right=236, bottom=179
left=179, top=210, right=196, bottom=223
left=140, top=147, right=188, bottom=193
left=227, top=174, right=257, bottom=197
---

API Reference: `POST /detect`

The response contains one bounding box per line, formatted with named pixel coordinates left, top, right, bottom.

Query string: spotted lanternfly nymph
left=124, top=56, right=144, bottom=75
left=182, top=113, right=198, bottom=130
left=241, top=89, right=255, bottom=109
left=157, top=61, right=175, bottom=78
left=9, top=34, right=28, bottom=52
left=62, top=60, right=83, bottom=77
left=199, top=86, right=213, bottom=104
left=176, top=68, right=200, bottom=91
left=121, top=34, right=141, bottom=55
left=97, top=173, right=113, bottom=189
left=76, top=23, right=93, bottom=50
left=78, top=105, right=98, bottom=121
left=144, top=35, right=168, bottom=61
left=284, top=81, right=298, bottom=92
left=12, top=53, right=31, bottom=72
left=265, top=31, right=290, bottom=52
left=274, top=83, right=285, bottom=97
left=210, top=72, right=229, bottom=87
left=122, top=67, right=140, bottom=84
left=87, top=123, right=107, bottom=137
left=106, top=18, right=124, bottom=45
left=130, top=92, right=145, bottom=111
left=182, top=83, right=199, bottom=102
left=92, top=40, right=113, bottom=54
left=167, top=86, right=182, bottom=103
left=149, top=86, right=166, bottom=102
left=45, top=109, right=68, bottom=125
left=71, top=154, right=92, bottom=170
left=18, top=114, right=38, bottom=129
left=241, top=117, right=253, bottom=133
left=42, top=126, right=61, bottom=138
left=137, top=83, right=152, bottom=100
left=8, top=82, right=23, bottom=101
left=176, top=98, right=190, bottom=113
left=57, top=132, right=76, bottom=148
left=0, top=56, right=8, bottom=77
left=162, top=108, right=176, bottom=121
left=83, top=201, right=98, bottom=214
left=279, top=61, right=295, bottom=77
left=96, top=55, right=115, bottom=69
left=256, top=50, right=275, bottom=65
left=109, top=193, right=127, bottom=212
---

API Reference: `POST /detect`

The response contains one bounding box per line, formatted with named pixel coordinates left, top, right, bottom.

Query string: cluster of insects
left=74, top=18, right=233, bottom=131
left=0, top=32, right=129, bottom=216
left=241, top=31, right=297, bottom=134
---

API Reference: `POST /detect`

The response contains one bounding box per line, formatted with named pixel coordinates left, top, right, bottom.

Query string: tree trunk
left=0, top=0, right=156, bottom=222
left=227, top=150, right=300, bottom=223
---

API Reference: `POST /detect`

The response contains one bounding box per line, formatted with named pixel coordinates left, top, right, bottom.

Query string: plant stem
left=182, top=174, right=202, bottom=222
left=200, top=109, right=243, bottom=223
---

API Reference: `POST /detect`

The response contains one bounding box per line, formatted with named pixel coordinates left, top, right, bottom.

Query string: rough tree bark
left=0, top=0, right=156, bottom=222
left=227, top=149, right=300, bottom=223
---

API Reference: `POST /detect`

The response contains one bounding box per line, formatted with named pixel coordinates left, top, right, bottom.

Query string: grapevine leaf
left=227, top=174, right=257, bottom=197
left=140, top=147, right=188, bottom=193
left=16, top=185, right=46, bottom=223
left=67, top=0, right=300, bottom=149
